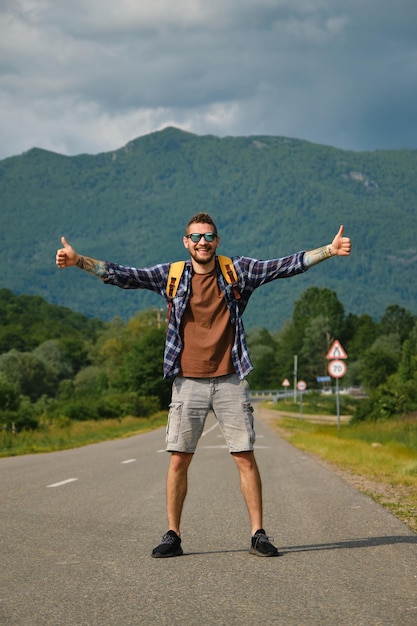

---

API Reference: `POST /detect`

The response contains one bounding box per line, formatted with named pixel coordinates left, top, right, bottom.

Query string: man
left=56, top=212, right=351, bottom=558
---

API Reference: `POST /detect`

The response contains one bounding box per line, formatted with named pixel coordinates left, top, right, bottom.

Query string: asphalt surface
left=1, top=406, right=416, bottom=626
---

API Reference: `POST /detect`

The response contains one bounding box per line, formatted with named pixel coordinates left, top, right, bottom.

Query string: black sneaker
left=151, top=530, right=183, bottom=558
left=249, top=529, right=280, bottom=557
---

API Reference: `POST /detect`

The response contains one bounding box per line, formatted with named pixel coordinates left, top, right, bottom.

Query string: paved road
left=1, top=407, right=416, bottom=626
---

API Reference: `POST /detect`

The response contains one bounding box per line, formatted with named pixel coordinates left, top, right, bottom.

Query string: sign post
left=296, top=380, right=307, bottom=419
left=326, top=341, right=348, bottom=431
left=293, top=355, right=298, bottom=403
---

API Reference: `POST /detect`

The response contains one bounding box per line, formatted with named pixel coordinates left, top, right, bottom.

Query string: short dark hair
left=186, top=212, right=217, bottom=234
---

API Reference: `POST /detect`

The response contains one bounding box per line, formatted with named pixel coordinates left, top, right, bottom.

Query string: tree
left=299, top=315, right=332, bottom=383
left=0, top=373, right=20, bottom=412
left=292, top=287, right=345, bottom=352
left=359, top=334, right=401, bottom=390
left=397, top=339, right=415, bottom=383
left=379, top=304, right=415, bottom=344
left=19, top=353, right=53, bottom=401
left=89, top=317, right=127, bottom=368
left=0, top=349, right=54, bottom=401
left=0, top=350, right=24, bottom=390
left=33, top=340, right=73, bottom=382
left=274, top=321, right=300, bottom=385
left=247, top=345, right=277, bottom=388
left=344, top=313, right=377, bottom=359
left=115, top=327, right=170, bottom=408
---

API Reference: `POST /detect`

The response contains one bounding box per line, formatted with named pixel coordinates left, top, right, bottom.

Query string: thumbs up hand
left=331, top=225, right=351, bottom=257
left=56, top=236, right=79, bottom=268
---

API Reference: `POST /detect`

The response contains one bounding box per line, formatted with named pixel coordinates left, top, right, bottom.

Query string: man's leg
left=166, top=451, right=194, bottom=535
left=151, top=452, right=193, bottom=558
left=232, top=450, right=263, bottom=534
left=152, top=377, right=209, bottom=558
left=232, top=450, right=280, bottom=557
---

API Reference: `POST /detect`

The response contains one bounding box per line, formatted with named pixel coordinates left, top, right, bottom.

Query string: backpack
left=166, top=255, right=241, bottom=320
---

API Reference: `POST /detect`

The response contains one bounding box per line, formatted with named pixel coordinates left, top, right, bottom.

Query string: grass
left=269, top=401, right=417, bottom=533
left=0, top=412, right=168, bottom=457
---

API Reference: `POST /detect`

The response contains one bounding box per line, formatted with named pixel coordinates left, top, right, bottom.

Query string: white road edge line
left=46, top=478, right=79, bottom=488
left=121, top=459, right=137, bottom=464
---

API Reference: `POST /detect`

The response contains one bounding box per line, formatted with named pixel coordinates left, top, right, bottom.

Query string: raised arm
left=303, top=225, right=351, bottom=268
left=55, top=237, right=108, bottom=279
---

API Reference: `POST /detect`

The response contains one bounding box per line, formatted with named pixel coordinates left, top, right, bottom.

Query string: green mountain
left=1, top=127, right=416, bottom=330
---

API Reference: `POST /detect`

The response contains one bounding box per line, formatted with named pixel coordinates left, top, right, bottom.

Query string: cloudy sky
left=1, top=0, right=416, bottom=159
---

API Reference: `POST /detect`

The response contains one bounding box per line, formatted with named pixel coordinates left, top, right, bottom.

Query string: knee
left=169, top=451, right=193, bottom=473
left=232, top=450, right=257, bottom=472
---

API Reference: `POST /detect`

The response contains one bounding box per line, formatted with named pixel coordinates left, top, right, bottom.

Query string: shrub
left=1, top=409, right=39, bottom=432
left=56, top=391, right=160, bottom=422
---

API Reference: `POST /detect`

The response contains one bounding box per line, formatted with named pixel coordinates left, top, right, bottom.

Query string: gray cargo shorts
left=166, top=373, right=255, bottom=453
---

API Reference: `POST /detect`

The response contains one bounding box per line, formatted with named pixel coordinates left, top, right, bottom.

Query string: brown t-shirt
left=180, top=269, right=234, bottom=377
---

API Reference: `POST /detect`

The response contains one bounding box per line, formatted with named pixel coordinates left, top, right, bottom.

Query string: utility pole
left=293, top=354, right=298, bottom=403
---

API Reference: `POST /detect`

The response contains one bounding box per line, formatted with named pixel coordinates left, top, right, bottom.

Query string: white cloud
left=1, top=0, right=417, bottom=158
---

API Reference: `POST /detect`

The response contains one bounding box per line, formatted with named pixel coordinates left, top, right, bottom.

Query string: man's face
left=183, top=222, right=220, bottom=267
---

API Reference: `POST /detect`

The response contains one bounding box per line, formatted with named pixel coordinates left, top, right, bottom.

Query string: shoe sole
left=249, top=547, right=280, bottom=557
left=151, top=548, right=184, bottom=558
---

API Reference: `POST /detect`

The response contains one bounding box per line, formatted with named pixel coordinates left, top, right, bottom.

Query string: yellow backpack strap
left=167, top=261, right=186, bottom=299
left=218, top=255, right=241, bottom=300
left=166, top=261, right=185, bottom=321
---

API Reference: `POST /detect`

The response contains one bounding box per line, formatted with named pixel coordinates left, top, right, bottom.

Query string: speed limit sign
left=328, top=359, right=347, bottom=379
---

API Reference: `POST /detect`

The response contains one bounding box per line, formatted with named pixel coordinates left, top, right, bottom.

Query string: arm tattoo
left=303, top=245, right=332, bottom=268
left=76, top=255, right=108, bottom=279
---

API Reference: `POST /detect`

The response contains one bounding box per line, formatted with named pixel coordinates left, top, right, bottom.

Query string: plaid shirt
left=104, top=252, right=307, bottom=380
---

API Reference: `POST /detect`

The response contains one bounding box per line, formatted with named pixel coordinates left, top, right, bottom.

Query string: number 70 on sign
left=328, top=359, right=347, bottom=378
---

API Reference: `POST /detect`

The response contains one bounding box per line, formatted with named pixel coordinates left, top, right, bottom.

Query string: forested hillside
left=1, top=127, right=416, bottom=329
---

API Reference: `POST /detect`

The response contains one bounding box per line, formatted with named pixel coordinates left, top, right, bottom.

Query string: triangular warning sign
left=326, top=340, right=348, bottom=360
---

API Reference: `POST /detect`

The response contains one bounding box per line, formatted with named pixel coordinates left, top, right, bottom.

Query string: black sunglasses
left=185, top=232, right=217, bottom=243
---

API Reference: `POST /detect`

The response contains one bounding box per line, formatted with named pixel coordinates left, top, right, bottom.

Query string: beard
left=188, top=247, right=216, bottom=265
